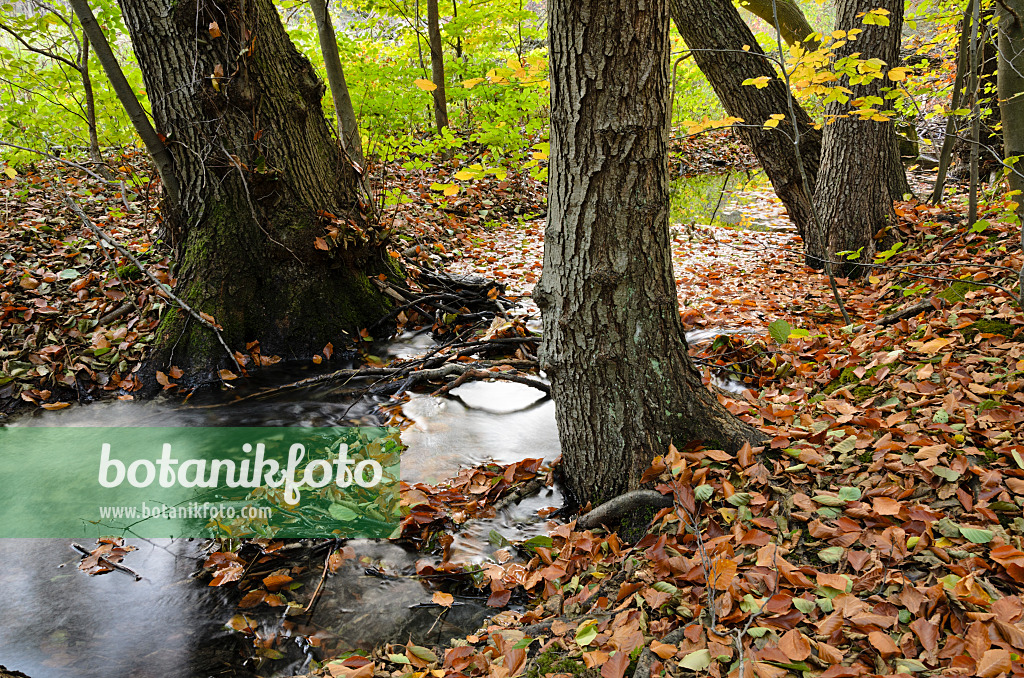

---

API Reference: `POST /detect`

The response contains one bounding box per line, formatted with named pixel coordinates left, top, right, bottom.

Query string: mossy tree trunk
left=117, top=0, right=395, bottom=379
left=539, top=0, right=766, bottom=515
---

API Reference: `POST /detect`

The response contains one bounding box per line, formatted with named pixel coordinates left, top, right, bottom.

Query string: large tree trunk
left=539, top=0, right=765, bottom=517
left=426, top=0, right=449, bottom=132
left=999, top=0, right=1024, bottom=219
left=809, top=0, right=910, bottom=275
left=117, top=0, right=395, bottom=378
left=670, top=0, right=822, bottom=238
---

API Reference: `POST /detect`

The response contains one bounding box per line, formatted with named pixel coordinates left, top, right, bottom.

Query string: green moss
left=823, top=365, right=882, bottom=395
left=936, top=280, right=985, bottom=304
left=962, top=319, right=1018, bottom=342
left=852, top=385, right=875, bottom=401
left=525, top=650, right=598, bottom=678
left=116, top=264, right=142, bottom=280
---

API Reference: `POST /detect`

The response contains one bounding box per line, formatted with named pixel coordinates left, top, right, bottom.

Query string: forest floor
left=2, top=134, right=1024, bottom=678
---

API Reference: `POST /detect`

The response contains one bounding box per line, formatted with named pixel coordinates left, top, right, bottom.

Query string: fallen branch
left=876, top=296, right=943, bottom=327
left=576, top=490, right=674, bottom=531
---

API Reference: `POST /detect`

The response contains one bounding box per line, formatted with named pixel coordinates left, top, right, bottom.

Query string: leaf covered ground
left=4, top=135, right=1024, bottom=678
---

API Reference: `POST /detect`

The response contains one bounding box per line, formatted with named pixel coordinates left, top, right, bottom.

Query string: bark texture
left=538, top=0, right=765, bottom=512
left=118, top=0, right=395, bottom=377
left=737, top=0, right=818, bottom=47
left=670, top=0, right=822, bottom=237
left=427, top=0, right=449, bottom=131
left=809, top=0, right=910, bottom=275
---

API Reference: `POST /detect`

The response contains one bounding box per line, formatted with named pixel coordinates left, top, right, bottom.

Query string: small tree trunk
left=116, top=0, right=396, bottom=379
left=670, top=0, right=822, bottom=238
left=540, top=0, right=765, bottom=517
left=930, top=0, right=974, bottom=204
left=79, top=33, right=102, bottom=165
left=309, top=0, right=364, bottom=166
left=737, top=0, right=818, bottom=47
left=67, top=0, right=179, bottom=206
left=426, top=0, right=448, bottom=132
left=810, top=0, right=909, bottom=275
left=998, top=0, right=1024, bottom=218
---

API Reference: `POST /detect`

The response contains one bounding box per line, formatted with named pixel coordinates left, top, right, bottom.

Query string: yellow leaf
left=414, top=78, right=437, bottom=92
left=868, top=275, right=880, bottom=284
left=3, top=166, right=16, bottom=179
left=453, top=170, right=475, bottom=181
left=462, top=77, right=486, bottom=89
left=443, top=184, right=459, bottom=196
left=432, top=592, right=454, bottom=607
left=888, top=67, right=908, bottom=81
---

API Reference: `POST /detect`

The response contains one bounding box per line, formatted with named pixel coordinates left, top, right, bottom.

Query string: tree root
left=575, top=490, right=674, bottom=531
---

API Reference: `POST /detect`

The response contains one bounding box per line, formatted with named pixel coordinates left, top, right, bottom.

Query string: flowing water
left=0, top=169, right=771, bottom=676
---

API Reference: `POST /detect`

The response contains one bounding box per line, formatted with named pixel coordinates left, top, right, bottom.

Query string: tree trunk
left=309, top=0, right=364, bottom=166
left=998, top=0, right=1024, bottom=214
left=809, top=0, right=910, bottom=275
left=116, top=0, right=396, bottom=378
left=426, top=0, right=449, bottom=131
left=539, top=0, right=765, bottom=518
left=79, top=33, right=102, bottom=165
left=68, top=0, right=179, bottom=206
left=737, top=0, right=818, bottom=47
left=670, top=0, right=822, bottom=238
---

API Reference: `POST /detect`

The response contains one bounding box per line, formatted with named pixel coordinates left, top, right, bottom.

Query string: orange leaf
left=155, top=371, right=170, bottom=386
left=976, top=648, right=1010, bottom=678
left=208, top=21, right=221, bottom=37
left=872, top=496, right=901, bottom=516
left=708, top=558, right=737, bottom=590
left=868, top=631, right=900, bottom=658
left=168, top=366, right=184, bottom=379
left=312, top=355, right=323, bottom=364
left=433, top=592, right=454, bottom=607
left=323, top=342, right=334, bottom=359
left=263, top=574, right=293, bottom=591
left=315, top=237, right=329, bottom=250
left=40, top=402, right=70, bottom=410
left=779, top=629, right=811, bottom=661
left=219, top=369, right=238, bottom=381
left=650, top=641, right=677, bottom=660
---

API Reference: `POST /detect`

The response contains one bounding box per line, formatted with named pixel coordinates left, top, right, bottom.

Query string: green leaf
left=837, top=486, right=862, bottom=502
left=959, top=526, right=994, bottom=544
left=678, top=649, right=712, bottom=671
left=931, top=466, right=960, bottom=482
left=389, top=654, right=411, bottom=664
left=489, top=530, right=511, bottom=548
left=932, top=409, right=949, bottom=424
left=812, top=494, right=846, bottom=507
left=818, top=546, right=845, bottom=563
left=408, top=645, right=438, bottom=663
left=726, top=492, right=751, bottom=506
left=746, top=627, right=768, bottom=638
left=652, top=581, right=679, bottom=596
left=328, top=504, right=357, bottom=521
left=768, top=319, right=792, bottom=344
left=520, top=535, right=553, bottom=551
left=58, top=268, right=80, bottom=279
left=695, top=484, right=713, bottom=502
left=793, top=597, right=817, bottom=614
left=575, top=620, right=599, bottom=647
left=833, top=435, right=858, bottom=455
left=513, top=637, right=535, bottom=649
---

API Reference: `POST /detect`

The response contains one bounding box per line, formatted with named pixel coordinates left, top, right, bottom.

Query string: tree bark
left=115, top=0, right=396, bottom=379
left=79, top=33, right=102, bottom=165
left=309, top=0, right=364, bottom=165
left=427, top=0, right=449, bottom=131
left=809, top=0, right=910, bottom=275
left=737, top=0, right=818, bottom=47
left=68, top=0, right=179, bottom=206
left=669, top=0, right=822, bottom=238
left=539, top=0, right=765, bottom=517
left=998, top=0, right=1024, bottom=216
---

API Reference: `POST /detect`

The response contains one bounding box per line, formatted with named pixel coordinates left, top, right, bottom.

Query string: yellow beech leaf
left=432, top=592, right=454, bottom=607
left=414, top=78, right=437, bottom=91
left=3, top=166, right=16, bottom=179
left=454, top=170, right=475, bottom=180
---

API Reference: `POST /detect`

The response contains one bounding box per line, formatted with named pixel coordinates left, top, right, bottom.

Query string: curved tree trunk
left=117, top=0, right=396, bottom=378
left=670, top=0, right=822, bottom=237
left=809, top=0, right=910, bottom=275
left=539, top=0, right=765, bottom=516
left=737, top=0, right=818, bottom=48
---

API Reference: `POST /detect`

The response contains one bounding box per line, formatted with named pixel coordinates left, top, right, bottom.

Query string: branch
left=0, top=21, right=80, bottom=70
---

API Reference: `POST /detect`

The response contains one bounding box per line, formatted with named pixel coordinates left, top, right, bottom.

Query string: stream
left=0, top=172, right=769, bottom=678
